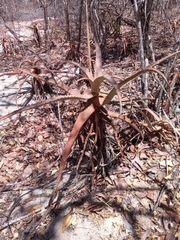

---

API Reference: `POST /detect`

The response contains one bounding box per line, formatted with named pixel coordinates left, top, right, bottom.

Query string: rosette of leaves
left=0, top=1, right=178, bottom=208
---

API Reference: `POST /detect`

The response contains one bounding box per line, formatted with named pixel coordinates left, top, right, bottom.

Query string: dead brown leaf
left=22, top=165, right=34, bottom=178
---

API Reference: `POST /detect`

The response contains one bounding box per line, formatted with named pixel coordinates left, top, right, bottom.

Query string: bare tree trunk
left=132, top=0, right=154, bottom=102
left=38, top=0, right=50, bottom=49
left=133, top=0, right=146, bottom=100
left=140, top=0, right=154, bottom=51
left=63, top=0, right=70, bottom=41
left=76, top=0, right=84, bottom=53
left=133, top=0, right=145, bottom=68
left=130, top=0, right=154, bottom=52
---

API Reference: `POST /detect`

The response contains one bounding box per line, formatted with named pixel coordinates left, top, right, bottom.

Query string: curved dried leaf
left=85, top=0, right=93, bottom=77
left=62, top=214, right=72, bottom=232
left=12, top=66, right=83, bottom=96
left=26, top=205, right=41, bottom=213
left=61, top=104, right=95, bottom=162
left=48, top=104, right=95, bottom=207
left=91, top=76, right=105, bottom=94
left=0, top=94, right=91, bottom=122
left=133, top=106, right=160, bottom=131
left=150, top=50, right=180, bottom=68
left=103, top=68, right=168, bottom=105
left=143, top=108, right=160, bottom=121
left=61, top=60, right=93, bottom=81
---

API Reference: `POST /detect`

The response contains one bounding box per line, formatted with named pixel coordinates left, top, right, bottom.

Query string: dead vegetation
left=0, top=0, right=180, bottom=239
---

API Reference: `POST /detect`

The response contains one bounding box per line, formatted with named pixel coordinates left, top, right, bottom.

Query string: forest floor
left=0, top=13, right=180, bottom=240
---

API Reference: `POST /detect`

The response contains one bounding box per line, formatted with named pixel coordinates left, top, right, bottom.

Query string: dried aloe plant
left=0, top=1, right=179, bottom=211
left=47, top=1, right=173, bottom=207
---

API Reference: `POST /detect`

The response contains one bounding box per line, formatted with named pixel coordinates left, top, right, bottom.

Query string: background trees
left=1, top=0, right=179, bottom=61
